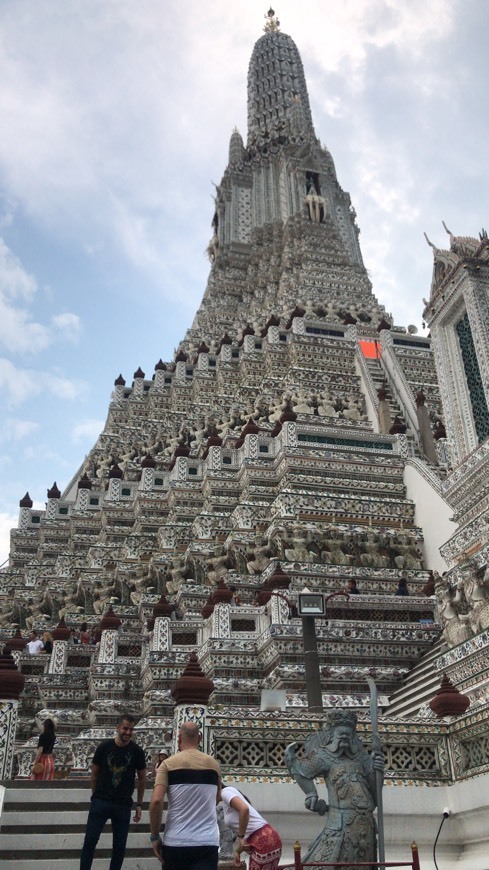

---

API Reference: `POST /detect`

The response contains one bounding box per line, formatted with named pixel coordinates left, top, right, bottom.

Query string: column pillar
left=302, top=616, right=323, bottom=712
left=170, top=652, right=214, bottom=754
left=0, top=649, right=25, bottom=779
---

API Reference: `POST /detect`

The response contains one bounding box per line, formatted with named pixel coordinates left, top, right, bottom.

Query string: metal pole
left=411, top=841, right=420, bottom=870
left=293, top=840, right=302, bottom=869
left=302, top=615, right=323, bottom=712
left=366, top=676, right=385, bottom=867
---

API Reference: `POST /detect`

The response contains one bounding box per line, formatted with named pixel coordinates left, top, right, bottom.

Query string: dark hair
left=80, top=622, right=87, bottom=632
left=398, top=578, right=408, bottom=588
left=221, top=783, right=253, bottom=807
left=118, top=713, right=136, bottom=725
left=43, top=718, right=55, bottom=734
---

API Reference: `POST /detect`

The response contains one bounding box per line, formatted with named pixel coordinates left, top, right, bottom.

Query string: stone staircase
left=384, top=636, right=446, bottom=718
left=0, top=780, right=155, bottom=869
left=364, top=355, right=409, bottom=431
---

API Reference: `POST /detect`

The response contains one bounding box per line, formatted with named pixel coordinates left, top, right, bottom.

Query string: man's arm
left=149, top=783, right=166, bottom=862
left=90, top=763, right=100, bottom=795
left=133, top=767, right=147, bottom=823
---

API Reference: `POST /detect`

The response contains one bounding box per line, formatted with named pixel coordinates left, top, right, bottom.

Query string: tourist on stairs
left=31, top=718, right=56, bottom=781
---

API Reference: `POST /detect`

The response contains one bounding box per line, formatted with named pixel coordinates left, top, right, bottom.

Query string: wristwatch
left=150, top=834, right=161, bottom=842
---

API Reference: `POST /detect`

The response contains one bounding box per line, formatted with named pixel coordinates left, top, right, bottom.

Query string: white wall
left=241, top=773, right=489, bottom=870
left=403, top=459, right=455, bottom=573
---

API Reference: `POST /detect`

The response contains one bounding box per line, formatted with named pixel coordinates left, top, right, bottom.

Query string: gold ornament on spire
left=264, top=8, right=280, bottom=32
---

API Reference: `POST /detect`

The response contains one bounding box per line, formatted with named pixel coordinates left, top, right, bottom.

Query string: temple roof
left=424, top=224, right=489, bottom=303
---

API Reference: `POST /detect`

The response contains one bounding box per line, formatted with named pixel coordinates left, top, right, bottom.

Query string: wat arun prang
left=1, top=10, right=489, bottom=865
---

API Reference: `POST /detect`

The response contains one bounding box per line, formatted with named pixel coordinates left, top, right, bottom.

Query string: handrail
left=279, top=840, right=420, bottom=870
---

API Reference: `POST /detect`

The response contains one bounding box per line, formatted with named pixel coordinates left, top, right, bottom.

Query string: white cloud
left=0, top=511, right=17, bottom=568
left=0, top=237, right=37, bottom=302
left=0, top=357, right=87, bottom=406
left=0, top=193, right=16, bottom=229
left=0, top=0, right=460, bottom=302
left=0, top=0, right=485, bottom=527
left=0, top=418, right=39, bottom=445
left=45, top=372, right=87, bottom=401
left=0, top=296, right=52, bottom=354
left=354, top=138, right=421, bottom=223
left=0, top=237, right=81, bottom=354
left=300, top=0, right=456, bottom=85
left=72, top=418, right=104, bottom=444
left=52, top=312, right=81, bottom=343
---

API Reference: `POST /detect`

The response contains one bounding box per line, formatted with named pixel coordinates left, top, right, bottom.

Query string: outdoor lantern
left=298, top=592, right=325, bottom=616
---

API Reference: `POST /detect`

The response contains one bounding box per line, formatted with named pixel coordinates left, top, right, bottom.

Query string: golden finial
left=264, top=8, right=280, bottom=32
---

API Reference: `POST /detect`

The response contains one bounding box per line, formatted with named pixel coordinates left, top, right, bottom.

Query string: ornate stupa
left=1, top=10, right=489, bottom=865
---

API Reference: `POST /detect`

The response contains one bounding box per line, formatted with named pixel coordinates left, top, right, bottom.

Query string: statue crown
left=328, top=709, right=357, bottom=729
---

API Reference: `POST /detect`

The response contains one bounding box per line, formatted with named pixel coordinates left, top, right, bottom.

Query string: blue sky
left=1, top=0, right=488, bottom=565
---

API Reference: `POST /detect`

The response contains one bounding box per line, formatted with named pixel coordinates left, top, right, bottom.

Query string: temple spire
left=247, top=19, right=315, bottom=144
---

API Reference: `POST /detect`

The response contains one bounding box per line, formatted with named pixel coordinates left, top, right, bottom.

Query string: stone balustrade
left=12, top=704, right=489, bottom=783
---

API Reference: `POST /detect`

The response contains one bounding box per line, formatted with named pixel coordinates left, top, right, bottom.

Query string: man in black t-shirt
left=80, top=713, right=146, bottom=870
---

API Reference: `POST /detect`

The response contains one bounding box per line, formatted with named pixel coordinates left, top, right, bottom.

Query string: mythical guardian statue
left=285, top=709, right=383, bottom=868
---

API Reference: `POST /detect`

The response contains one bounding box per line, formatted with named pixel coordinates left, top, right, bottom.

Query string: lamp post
left=297, top=590, right=350, bottom=712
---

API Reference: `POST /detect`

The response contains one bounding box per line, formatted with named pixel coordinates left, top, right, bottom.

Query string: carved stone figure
left=285, top=709, right=383, bottom=868
left=292, top=389, right=312, bottom=415
left=317, top=390, right=337, bottom=418
left=217, top=804, right=235, bottom=859
left=304, top=183, right=325, bottom=223
left=435, top=575, right=472, bottom=647
left=463, top=564, right=489, bottom=635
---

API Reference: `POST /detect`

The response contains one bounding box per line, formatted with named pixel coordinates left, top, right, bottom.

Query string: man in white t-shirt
left=27, top=631, right=44, bottom=654
left=149, top=721, right=221, bottom=870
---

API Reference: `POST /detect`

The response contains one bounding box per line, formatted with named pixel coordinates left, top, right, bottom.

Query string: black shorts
left=162, top=844, right=218, bottom=870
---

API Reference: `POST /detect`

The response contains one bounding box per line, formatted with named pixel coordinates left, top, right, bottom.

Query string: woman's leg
left=42, top=755, right=55, bottom=780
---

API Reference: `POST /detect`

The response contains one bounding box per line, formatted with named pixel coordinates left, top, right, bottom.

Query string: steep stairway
left=0, top=780, right=154, bottom=869
left=364, top=355, right=409, bottom=430
left=384, top=635, right=446, bottom=718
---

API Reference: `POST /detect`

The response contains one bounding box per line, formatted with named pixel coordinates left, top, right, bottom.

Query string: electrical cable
left=433, top=811, right=449, bottom=870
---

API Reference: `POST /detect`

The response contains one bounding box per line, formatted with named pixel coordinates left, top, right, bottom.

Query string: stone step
left=391, top=649, right=442, bottom=683
left=364, top=360, right=406, bottom=415
left=387, top=672, right=440, bottom=706
left=0, top=831, right=151, bottom=849
left=390, top=667, right=439, bottom=698
left=386, top=639, right=445, bottom=717
left=0, top=782, right=158, bottom=867
left=1, top=815, right=101, bottom=827
left=0, top=781, right=246, bottom=869
left=0, top=856, right=156, bottom=869
left=2, top=779, right=92, bottom=787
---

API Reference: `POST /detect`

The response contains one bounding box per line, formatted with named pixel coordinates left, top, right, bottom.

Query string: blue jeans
left=80, top=797, right=131, bottom=870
